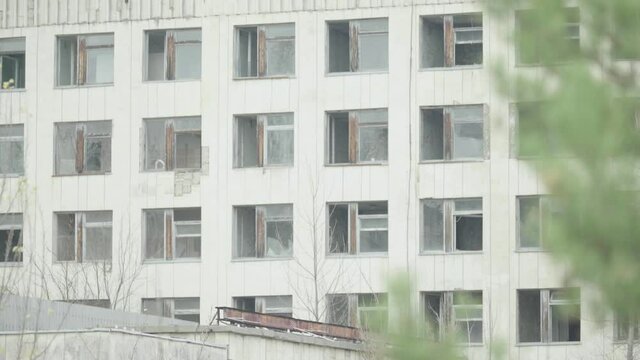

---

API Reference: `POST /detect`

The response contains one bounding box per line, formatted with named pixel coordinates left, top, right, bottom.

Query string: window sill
left=325, top=253, right=389, bottom=259
left=142, top=79, right=201, bottom=84
left=231, top=257, right=294, bottom=263
left=0, top=262, right=23, bottom=267
left=53, top=260, right=112, bottom=264
left=515, top=341, right=581, bottom=347
left=55, top=83, right=114, bottom=89
left=515, top=248, right=546, bottom=253
left=325, top=70, right=389, bottom=77
left=232, top=165, right=293, bottom=170
left=419, top=159, right=486, bottom=165
left=418, top=65, right=483, bottom=72
left=233, top=75, right=295, bottom=81
left=325, top=162, right=388, bottom=167
left=142, top=168, right=202, bottom=174
left=143, top=259, right=201, bottom=265
left=0, top=88, right=26, bottom=93
left=419, top=251, right=484, bottom=256
left=0, top=174, right=24, bottom=178
left=52, top=172, right=111, bottom=177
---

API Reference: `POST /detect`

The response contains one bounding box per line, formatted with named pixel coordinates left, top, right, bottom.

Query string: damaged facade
left=0, top=0, right=633, bottom=359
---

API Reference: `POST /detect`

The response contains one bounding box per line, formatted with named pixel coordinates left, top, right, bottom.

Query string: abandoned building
left=0, top=0, right=634, bottom=359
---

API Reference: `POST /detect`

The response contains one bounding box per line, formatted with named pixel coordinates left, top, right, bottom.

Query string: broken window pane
left=0, top=214, right=22, bottom=262
left=422, top=200, right=444, bottom=251
left=454, top=199, right=482, bottom=251
left=328, top=22, right=350, bottom=72
left=146, top=31, right=166, bottom=81
left=236, top=27, right=258, bottom=77
left=0, top=38, right=26, bottom=89
left=358, top=109, right=388, bottom=163
left=234, top=116, right=259, bottom=167
left=453, top=291, right=483, bottom=344
left=451, top=106, right=484, bottom=159
left=265, top=24, right=295, bottom=76
left=358, top=202, right=388, bottom=253
left=234, top=206, right=257, bottom=258
left=83, top=211, right=112, bottom=261
left=85, top=34, right=114, bottom=84
left=265, top=205, right=293, bottom=257
left=423, top=293, right=443, bottom=341
left=175, top=29, right=201, bottom=80
left=518, top=197, right=541, bottom=249
left=144, top=210, right=165, bottom=260
left=265, top=114, right=294, bottom=166
left=57, top=36, right=77, bottom=86
left=56, top=213, right=76, bottom=261
left=327, top=294, right=350, bottom=326
left=550, top=289, right=581, bottom=342
left=174, top=208, right=201, bottom=259
left=358, top=19, right=389, bottom=71
left=0, top=124, right=24, bottom=175
left=328, top=204, right=349, bottom=254
left=518, top=290, right=541, bottom=343
left=84, top=121, right=112, bottom=173
left=327, top=112, right=350, bottom=164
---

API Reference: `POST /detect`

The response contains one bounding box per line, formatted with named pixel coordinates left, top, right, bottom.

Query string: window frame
left=516, top=288, right=581, bottom=344
left=516, top=195, right=558, bottom=251
left=421, top=290, right=483, bottom=344
left=232, top=204, right=294, bottom=260
left=142, top=207, right=201, bottom=262
left=0, top=213, right=23, bottom=264
left=420, top=13, right=484, bottom=69
left=327, top=201, right=388, bottom=256
left=0, top=124, right=24, bottom=177
left=54, top=120, right=112, bottom=176
left=233, top=295, right=294, bottom=317
left=55, top=33, right=114, bottom=87
left=326, top=18, right=389, bottom=74
left=420, top=198, right=484, bottom=254
left=141, top=297, right=200, bottom=323
left=234, top=23, right=296, bottom=79
left=0, top=37, right=26, bottom=90
left=326, top=293, right=388, bottom=329
left=233, top=113, right=295, bottom=168
left=326, top=109, right=389, bottom=166
left=143, top=28, right=202, bottom=82
left=54, top=211, right=113, bottom=263
left=142, top=116, right=202, bottom=172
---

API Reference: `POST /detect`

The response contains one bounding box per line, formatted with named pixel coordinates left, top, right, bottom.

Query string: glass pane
left=455, top=320, right=483, bottom=343
left=551, top=303, right=581, bottom=342
left=0, top=124, right=22, bottom=137
left=175, top=29, right=201, bottom=43
left=0, top=229, right=22, bottom=262
left=85, top=211, right=112, bottom=224
left=57, top=36, right=77, bottom=86
left=455, top=29, right=482, bottom=43
left=359, top=19, right=388, bottom=33
left=144, top=120, right=166, bottom=170
left=450, top=105, right=483, bottom=123
left=146, top=31, right=165, bottom=81
left=421, top=108, right=444, bottom=160
left=328, top=204, right=349, bottom=254
left=175, top=236, right=201, bottom=258
left=266, top=220, right=293, bottom=257
left=422, top=17, right=445, bottom=68
left=327, top=294, right=350, bottom=325
left=144, top=210, right=164, bottom=259
left=360, top=217, right=387, bottom=230
left=265, top=38, right=294, bottom=76
left=454, top=199, right=482, bottom=212
left=0, top=214, right=21, bottom=226
left=265, top=204, right=293, bottom=219
left=85, top=136, right=111, bottom=172
left=360, top=229, right=388, bottom=252
left=266, top=129, right=293, bottom=165
left=267, top=113, right=293, bottom=126
left=0, top=139, right=23, bottom=175
left=359, top=126, right=388, bottom=162
left=175, top=224, right=201, bottom=236
left=358, top=201, right=387, bottom=215
left=173, top=117, right=201, bottom=131
left=86, top=46, right=114, bottom=84
left=174, top=208, right=201, bottom=222
left=174, top=297, right=199, bottom=310
left=358, top=32, right=388, bottom=71
left=454, top=306, right=483, bottom=320
left=175, top=132, right=201, bottom=169
left=56, top=214, right=76, bottom=261
left=519, top=197, right=541, bottom=249
left=237, top=27, right=257, bottom=77
left=265, top=24, right=295, bottom=39
left=0, top=38, right=25, bottom=52
left=453, top=119, right=483, bottom=159
left=84, top=225, right=112, bottom=261
left=357, top=109, right=387, bottom=124
left=142, top=299, right=164, bottom=316
left=176, top=43, right=201, bottom=80
left=55, top=123, right=77, bottom=175
left=423, top=200, right=444, bottom=251
left=455, top=43, right=483, bottom=66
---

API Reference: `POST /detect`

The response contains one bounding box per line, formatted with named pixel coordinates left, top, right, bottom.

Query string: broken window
left=234, top=113, right=294, bottom=167
left=327, top=19, right=388, bottom=73
left=421, top=13, right=483, bottom=68
left=57, top=34, right=114, bottom=86
left=516, top=8, right=580, bottom=65
left=421, top=198, right=483, bottom=252
left=234, top=295, right=293, bottom=317
left=422, top=291, right=483, bottom=344
left=143, top=208, right=201, bottom=261
left=0, top=124, right=24, bottom=176
left=328, top=201, right=388, bottom=255
left=517, top=288, right=580, bottom=343
left=55, top=211, right=112, bottom=262
left=233, top=204, right=293, bottom=259
left=0, top=213, right=22, bottom=263
left=0, top=37, right=26, bottom=89
left=326, top=293, right=387, bottom=331
left=145, top=29, right=201, bottom=81
left=55, top=121, right=111, bottom=175
left=235, top=23, right=295, bottom=78
left=144, top=117, right=201, bottom=171
left=142, top=297, right=200, bottom=323
left=421, top=105, right=485, bottom=161
left=327, top=109, right=388, bottom=164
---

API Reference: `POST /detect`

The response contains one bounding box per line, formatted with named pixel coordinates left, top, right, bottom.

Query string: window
left=421, top=105, right=485, bottom=161
left=615, top=313, right=640, bottom=342
left=63, top=299, right=111, bottom=309
left=516, top=8, right=580, bottom=65
left=423, top=291, right=483, bottom=344
left=234, top=295, right=293, bottom=317
left=55, top=121, right=111, bottom=175
left=0, top=37, right=26, bottom=89
left=327, top=109, right=388, bottom=165
left=0, top=213, right=22, bottom=263
left=517, top=288, right=580, bottom=343
left=234, top=113, right=294, bottom=167
left=328, top=201, right=388, bottom=255
left=55, top=211, right=112, bottom=262
left=326, top=293, right=387, bottom=331
left=513, top=102, right=562, bottom=158
left=144, top=117, right=201, bottom=171
left=233, top=204, right=293, bottom=259
left=235, top=23, right=295, bottom=78
left=145, top=29, right=201, bottom=81
left=144, top=208, right=201, bottom=261
left=421, top=13, right=482, bottom=68
left=0, top=124, right=24, bottom=176
left=421, top=198, right=483, bottom=252
left=56, top=34, right=113, bottom=86
left=142, top=297, right=200, bottom=323
left=517, top=196, right=559, bottom=250
left=327, top=19, right=388, bottom=73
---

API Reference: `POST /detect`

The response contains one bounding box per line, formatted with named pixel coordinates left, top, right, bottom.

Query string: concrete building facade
left=0, top=0, right=629, bottom=358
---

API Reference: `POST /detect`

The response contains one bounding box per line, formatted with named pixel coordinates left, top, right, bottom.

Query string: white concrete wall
left=0, top=0, right=626, bottom=359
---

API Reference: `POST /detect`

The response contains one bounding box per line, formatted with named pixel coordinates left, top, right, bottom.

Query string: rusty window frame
left=326, top=109, right=388, bottom=165
left=145, top=29, right=201, bottom=81
left=234, top=23, right=295, bottom=78
left=56, top=33, right=114, bottom=86
left=54, top=211, right=112, bottom=263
